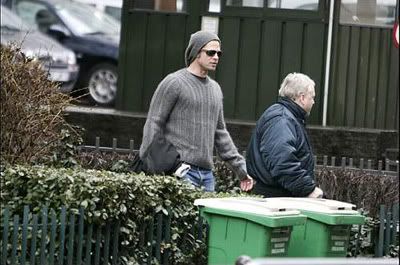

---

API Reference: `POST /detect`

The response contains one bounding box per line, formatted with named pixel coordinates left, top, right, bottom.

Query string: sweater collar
left=277, top=96, right=307, bottom=122
left=184, top=68, right=209, bottom=84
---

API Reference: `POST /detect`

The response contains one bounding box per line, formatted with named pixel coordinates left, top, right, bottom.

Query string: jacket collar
left=277, top=97, right=307, bottom=123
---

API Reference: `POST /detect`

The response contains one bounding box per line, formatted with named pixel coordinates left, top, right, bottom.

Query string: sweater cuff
left=235, top=165, right=248, bottom=180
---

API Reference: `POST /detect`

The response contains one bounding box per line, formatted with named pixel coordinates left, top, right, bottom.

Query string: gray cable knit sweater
left=139, top=68, right=247, bottom=180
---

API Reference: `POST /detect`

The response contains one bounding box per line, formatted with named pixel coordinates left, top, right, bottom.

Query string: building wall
left=116, top=0, right=399, bottom=130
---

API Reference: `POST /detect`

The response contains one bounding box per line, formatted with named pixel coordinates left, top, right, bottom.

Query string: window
left=226, top=0, right=264, bottom=8
left=209, top=0, right=221, bottom=12
left=340, top=0, right=397, bottom=27
left=267, top=0, right=319, bottom=11
left=134, top=0, right=187, bottom=12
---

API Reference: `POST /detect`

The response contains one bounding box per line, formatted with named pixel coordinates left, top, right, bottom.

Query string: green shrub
left=0, top=45, right=82, bottom=165
left=0, top=163, right=247, bottom=264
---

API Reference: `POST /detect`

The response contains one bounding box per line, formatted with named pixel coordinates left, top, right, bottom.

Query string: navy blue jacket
left=246, top=97, right=316, bottom=197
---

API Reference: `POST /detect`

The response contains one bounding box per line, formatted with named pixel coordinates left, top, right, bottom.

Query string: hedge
left=0, top=163, right=251, bottom=264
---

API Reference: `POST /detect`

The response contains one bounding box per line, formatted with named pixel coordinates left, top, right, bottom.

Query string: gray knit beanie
left=185, top=30, right=221, bottom=66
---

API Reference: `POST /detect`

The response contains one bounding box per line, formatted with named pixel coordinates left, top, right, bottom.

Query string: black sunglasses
left=202, top=49, right=222, bottom=58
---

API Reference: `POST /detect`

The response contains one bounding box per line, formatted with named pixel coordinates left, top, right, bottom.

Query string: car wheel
left=86, top=63, right=118, bottom=105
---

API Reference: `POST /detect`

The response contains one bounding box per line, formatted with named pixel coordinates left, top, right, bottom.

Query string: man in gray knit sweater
left=139, top=30, right=254, bottom=192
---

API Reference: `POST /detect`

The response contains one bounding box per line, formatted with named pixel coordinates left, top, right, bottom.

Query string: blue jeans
left=183, top=166, right=215, bottom=192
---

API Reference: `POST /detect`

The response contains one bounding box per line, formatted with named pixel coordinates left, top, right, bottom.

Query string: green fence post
left=30, top=214, right=39, bottom=265
left=59, top=206, right=67, bottom=265
left=376, top=205, right=385, bottom=257
left=103, top=222, right=111, bottom=265
left=67, top=212, right=76, bottom=265
left=20, top=206, right=30, bottom=265
left=162, top=207, right=171, bottom=265
left=384, top=209, right=391, bottom=255
left=11, top=215, right=19, bottom=265
left=94, top=225, right=101, bottom=265
left=1, top=207, right=10, bottom=265
left=85, top=223, right=93, bottom=265
left=49, top=209, right=58, bottom=265
left=391, top=204, right=399, bottom=245
left=139, top=221, right=146, bottom=250
left=40, top=206, right=49, bottom=265
left=155, top=212, right=163, bottom=262
left=147, top=215, right=154, bottom=265
left=77, top=207, right=85, bottom=265
left=112, top=221, right=120, bottom=265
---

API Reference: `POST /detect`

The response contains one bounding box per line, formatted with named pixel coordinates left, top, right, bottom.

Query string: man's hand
left=240, top=175, right=254, bottom=191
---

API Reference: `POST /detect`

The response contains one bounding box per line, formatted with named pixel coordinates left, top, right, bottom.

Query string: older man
left=246, top=72, right=323, bottom=198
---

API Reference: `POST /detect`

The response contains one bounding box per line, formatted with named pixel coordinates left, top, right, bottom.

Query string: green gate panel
left=385, top=42, right=399, bottom=129
left=164, top=15, right=188, bottom=76
left=375, top=30, right=390, bottom=129
left=329, top=24, right=398, bottom=130
left=235, top=18, right=261, bottom=120
left=218, top=17, right=241, bottom=118
left=301, top=22, right=326, bottom=124
left=345, top=27, right=360, bottom=127
left=280, top=22, right=304, bottom=80
left=118, top=12, right=148, bottom=111
left=355, top=28, right=371, bottom=128
left=330, top=25, right=350, bottom=126
left=257, top=21, right=282, bottom=118
left=365, top=28, right=380, bottom=128
left=143, top=14, right=169, bottom=110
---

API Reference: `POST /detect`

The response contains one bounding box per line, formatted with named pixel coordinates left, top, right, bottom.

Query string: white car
left=1, top=5, right=79, bottom=93
left=71, top=0, right=122, bottom=20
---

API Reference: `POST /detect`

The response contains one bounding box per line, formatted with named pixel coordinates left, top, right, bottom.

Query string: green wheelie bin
left=264, top=197, right=365, bottom=257
left=194, top=198, right=307, bottom=265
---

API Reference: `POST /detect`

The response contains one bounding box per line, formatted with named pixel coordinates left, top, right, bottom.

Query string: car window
left=105, top=6, right=121, bottom=20
left=14, top=1, right=63, bottom=34
left=14, top=2, right=41, bottom=28
left=54, top=2, right=120, bottom=35
left=0, top=6, right=30, bottom=31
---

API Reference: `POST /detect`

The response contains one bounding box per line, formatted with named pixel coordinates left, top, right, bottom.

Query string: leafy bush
left=0, top=45, right=81, bottom=165
left=0, top=163, right=247, bottom=264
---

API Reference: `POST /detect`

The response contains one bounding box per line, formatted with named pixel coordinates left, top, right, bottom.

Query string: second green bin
left=264, top=197, right=365, bottom=257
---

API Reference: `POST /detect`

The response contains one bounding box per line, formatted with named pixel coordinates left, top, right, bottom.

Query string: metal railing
left=77, top=137, right=399, bottom=174
left=1, top=205, right=205, bottom=265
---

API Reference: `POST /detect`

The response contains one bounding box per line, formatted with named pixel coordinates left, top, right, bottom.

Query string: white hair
left=278, top=72, right=315, bottom=99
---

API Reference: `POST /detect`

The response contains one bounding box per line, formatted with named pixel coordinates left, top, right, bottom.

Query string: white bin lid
left=262, top=197, right=359, bottom=214
left=194, top=197, right=301, bottom=217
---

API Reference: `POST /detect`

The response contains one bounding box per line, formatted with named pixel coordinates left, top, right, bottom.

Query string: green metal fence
left=375, top=204, right=400, bottom=257
left=1, top=206, right=121, bottom=265
left=2, top=203, right=399, bottom=263
left=1, top=205, right=206, bottom=265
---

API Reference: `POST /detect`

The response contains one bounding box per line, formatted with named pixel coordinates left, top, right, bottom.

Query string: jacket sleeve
left=214, top=105, right=248, bottom=180
left=139, top=76, right=180, bottom=158
left=259, top=118, right=315, bottom=196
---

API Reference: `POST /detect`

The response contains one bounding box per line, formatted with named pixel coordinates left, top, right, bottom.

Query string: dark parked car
left=1, top=5, right=79, bottom=93
left=4, top=0, right=121, bottom=105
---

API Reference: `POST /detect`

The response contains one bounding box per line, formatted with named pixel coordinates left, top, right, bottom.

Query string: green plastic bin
left=194, top=198, right=307, bottom=265
left=264, top=198, right=365, bottom=257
